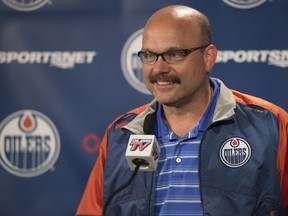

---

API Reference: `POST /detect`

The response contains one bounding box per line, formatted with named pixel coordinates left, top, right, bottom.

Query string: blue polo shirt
left=154, top=78, right=220, bottom=215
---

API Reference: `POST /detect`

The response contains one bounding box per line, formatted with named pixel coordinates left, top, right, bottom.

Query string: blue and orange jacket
left=76, top=79, right=288, bottom=216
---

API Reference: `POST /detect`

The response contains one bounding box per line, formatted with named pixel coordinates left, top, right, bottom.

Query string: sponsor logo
left=1, top=0, right=50, bottom=12
left=82, top=133, right=101, bottom=154
left=0, top=110, right=60, bottom=177
left=121, top=29, right=150, bottom=94
left=220, top=137, right=251, bottom=168
left=0, top=51, right=97, bottom=69
left=129, top=139, right=152, bottom=151
left=216, top=50, right=288, bottom=68
left=222, top=0, right=267, bottom=9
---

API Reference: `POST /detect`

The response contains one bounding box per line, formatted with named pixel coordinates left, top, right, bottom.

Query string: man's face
left=141, top=20, right=209, bottom=107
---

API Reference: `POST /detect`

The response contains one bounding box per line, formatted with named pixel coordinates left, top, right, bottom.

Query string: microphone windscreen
left=143, top=113, right=156, bottom=135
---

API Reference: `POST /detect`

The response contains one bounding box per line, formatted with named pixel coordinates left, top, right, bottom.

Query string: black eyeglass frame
left=137, top=43, right=211, bottom=65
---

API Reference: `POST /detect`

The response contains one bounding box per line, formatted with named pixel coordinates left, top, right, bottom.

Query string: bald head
left=143, top=5, right=211, bottom=49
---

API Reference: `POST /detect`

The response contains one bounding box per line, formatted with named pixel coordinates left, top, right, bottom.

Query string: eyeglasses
left=137, top=44, right=211, bottom=65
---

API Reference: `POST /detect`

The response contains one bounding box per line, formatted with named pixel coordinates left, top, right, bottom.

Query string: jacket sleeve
left=232, top=90, right=288, bottom=207
left=76, top=129, right=109, bottom=216
left=275, top=107, right=288, bottom=207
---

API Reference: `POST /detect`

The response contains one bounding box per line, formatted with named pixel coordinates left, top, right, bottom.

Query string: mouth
left=157, top=81, right=173, bottom=85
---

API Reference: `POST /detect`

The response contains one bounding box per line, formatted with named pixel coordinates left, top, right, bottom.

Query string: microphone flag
left=125, top=134, right=160, bottom=171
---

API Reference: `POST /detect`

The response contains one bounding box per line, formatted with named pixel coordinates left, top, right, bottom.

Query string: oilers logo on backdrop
left=0, top=110, right=60, bottom=177
left=220, top=137, right=251, bottom=168
left=222, top=0, right=267, bottom=9
left=1, top=0, right=50, bottom=11
left=121, top=29, right=150, bottom=95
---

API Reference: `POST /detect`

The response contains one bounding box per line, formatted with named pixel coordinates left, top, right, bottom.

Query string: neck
left=162, top=84, right=213, bottom=137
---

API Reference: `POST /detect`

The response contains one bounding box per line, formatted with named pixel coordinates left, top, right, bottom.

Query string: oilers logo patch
left=220, top=137, right=251, bottom=168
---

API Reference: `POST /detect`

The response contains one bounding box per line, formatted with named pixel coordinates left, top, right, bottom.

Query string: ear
left=204, top=44, right=217, bottom=72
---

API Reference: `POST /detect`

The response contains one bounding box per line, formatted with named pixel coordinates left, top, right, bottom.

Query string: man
left=76, top=5, right=288, bottom=216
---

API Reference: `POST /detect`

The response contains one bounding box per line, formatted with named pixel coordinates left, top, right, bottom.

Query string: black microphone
left=143, top=113, right=156, bottom=134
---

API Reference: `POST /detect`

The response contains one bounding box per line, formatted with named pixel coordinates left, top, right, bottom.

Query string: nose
left=153, top=55, right=170, bottom=72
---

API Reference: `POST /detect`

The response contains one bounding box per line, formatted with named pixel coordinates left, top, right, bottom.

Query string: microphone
left=102, top=114, right=159, bottom=216
left=125, top=114, right=160, bottom=171
left=143, top=113, right=156, bottom=134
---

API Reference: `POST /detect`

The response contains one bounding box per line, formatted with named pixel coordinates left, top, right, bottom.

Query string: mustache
left=149, top=73, right=181, bottom=84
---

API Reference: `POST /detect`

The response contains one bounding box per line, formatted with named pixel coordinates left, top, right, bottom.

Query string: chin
left=155, top=97, right=177, bottom=107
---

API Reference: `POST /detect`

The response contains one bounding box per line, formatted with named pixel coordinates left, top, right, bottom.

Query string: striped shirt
left=154, top=79, right=219, bottom=215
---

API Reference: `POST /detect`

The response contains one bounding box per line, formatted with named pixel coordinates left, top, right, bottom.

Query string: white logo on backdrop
left=222, top=0, right=267, bottom=9
left=0, top=110, right=60, bottom=177
left=1, top=0, right=50, bottom=11
left=217, top=50, right=288, bottom=68
left=121, top=29, right=150, bottom=95
left=0, top=51, right=97, bottom=69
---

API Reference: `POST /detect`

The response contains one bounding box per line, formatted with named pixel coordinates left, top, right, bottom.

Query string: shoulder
left=108, top=103, right=150, bottom=130
left=232, top=89, right=288, bottom=120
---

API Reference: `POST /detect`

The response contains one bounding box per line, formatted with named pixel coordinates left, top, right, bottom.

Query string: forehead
left=142, top=18, right=201, bottom=51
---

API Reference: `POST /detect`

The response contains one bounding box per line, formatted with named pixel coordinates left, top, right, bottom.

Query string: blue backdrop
left=0, top=0, right=287, bottom=215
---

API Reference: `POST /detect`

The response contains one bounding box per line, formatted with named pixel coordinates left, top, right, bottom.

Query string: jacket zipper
left=199, top=131, right=206, bottom=215
left=147, top=171, right=156, bottom=216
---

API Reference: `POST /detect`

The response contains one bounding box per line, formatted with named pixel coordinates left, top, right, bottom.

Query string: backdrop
left=0, top=0, right=287, bottom=215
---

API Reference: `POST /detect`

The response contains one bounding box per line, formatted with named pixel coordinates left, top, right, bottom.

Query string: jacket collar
left=124, top=78, right=236, bottom=133
left=212, top=78, right=236, bottom=123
